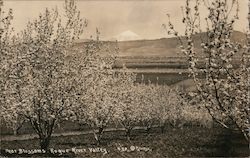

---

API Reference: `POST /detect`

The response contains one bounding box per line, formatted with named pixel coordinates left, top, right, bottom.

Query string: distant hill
left=115, top=31, right=246, bottom=57
left=117, top=38, right=180, bottom=57
left=74, top=31, right=246, bottom=58
left=72, top=31, right=246, bottom=69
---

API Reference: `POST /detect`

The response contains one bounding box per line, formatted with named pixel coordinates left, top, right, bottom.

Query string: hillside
left=74, top=31, right=246, bottom=58
left=116, top=31, right=246, bottom=57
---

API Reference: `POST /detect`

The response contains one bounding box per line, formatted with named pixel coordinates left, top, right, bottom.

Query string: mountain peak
left=114, top=30, right=141, bottom=41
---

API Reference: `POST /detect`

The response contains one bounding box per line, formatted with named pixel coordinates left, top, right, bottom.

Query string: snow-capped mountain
left=113, top=30, right=141, bottom=41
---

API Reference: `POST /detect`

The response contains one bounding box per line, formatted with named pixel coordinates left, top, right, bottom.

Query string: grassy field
left=1, top=125, right=248, bottom=157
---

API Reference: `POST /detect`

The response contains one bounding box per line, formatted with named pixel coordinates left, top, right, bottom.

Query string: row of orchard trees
left=0, top=0, right=210, bottom=151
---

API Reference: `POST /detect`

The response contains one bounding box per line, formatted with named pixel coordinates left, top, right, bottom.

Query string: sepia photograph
left=0, top=0, right=249, bottom=157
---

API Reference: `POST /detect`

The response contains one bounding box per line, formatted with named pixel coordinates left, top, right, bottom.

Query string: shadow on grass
left=203, top=128, right=249, bottom=157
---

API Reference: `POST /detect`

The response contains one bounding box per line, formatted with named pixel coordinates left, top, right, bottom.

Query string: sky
left=3, top=0, right=249, bottom=40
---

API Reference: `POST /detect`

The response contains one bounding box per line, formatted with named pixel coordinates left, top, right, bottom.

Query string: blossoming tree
left=1, top=0, right=87, bottom=151
left=166, top=0, right=249, bottom=141
left=112, top=67, right=138, bottom=141
left=72, top=38, right=121, bottom=144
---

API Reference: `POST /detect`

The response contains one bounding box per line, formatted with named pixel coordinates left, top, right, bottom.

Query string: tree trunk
left=39, top=136, right=51, bottom=152
left=126, top=128, right=132, bottom=141
left=13, top=120, right=25, bottom=135
left=161, top=126, right=165, bottom=134
left=146, top=127, right=151, bottom=135
left=144, top=121, right=153, bottom=135
left=29, top=118, right=55, bottom=153
left=93, top=127, right=104, bottom=145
